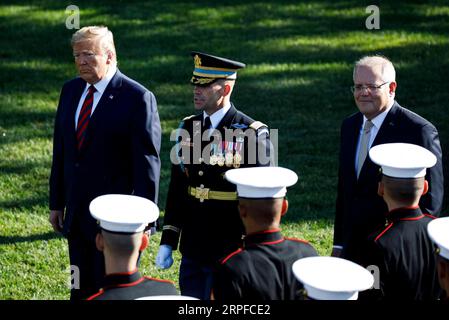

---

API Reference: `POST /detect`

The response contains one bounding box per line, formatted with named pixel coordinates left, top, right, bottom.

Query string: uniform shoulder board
left=182, top=115, right=196, bottom=121
left=250, top=121, right=267, bottom=130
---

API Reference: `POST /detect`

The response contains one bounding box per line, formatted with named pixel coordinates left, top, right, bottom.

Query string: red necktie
left=76, top=85, right=96, bottom=150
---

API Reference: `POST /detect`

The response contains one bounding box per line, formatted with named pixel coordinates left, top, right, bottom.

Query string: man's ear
left=422, top=180, right=429, bottom=195
left=139, top=233, right=149, bottom=252
left=223, top=84, right=232, bottom=97
left=96, top=233, right=104, bottom=252
left=377, top=181, right=384, bottom=197
left=281, top=199, right=289, bottom=216
left=389, top=81, right=397, bottom=96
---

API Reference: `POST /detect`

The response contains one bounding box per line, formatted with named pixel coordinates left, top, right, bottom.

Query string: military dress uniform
left=213, top=229, right=318, bottom=300
left=360, top=143, right=442, bottom=300
left=161, top=106, right=271, bottom=262
left=159, top=52, right=273, bottom=299
left=362, top=206, right=441, bottom=300
left=86, top=270, right=177, bottom=300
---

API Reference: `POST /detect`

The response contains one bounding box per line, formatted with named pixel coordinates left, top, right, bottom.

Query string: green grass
left=1, top=0, right=448, bottom=299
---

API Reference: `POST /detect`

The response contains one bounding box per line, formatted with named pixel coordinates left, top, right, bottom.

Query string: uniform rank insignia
left=231, top=123, right=248, bottom=129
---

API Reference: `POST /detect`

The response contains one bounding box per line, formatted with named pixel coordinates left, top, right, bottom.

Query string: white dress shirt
left=74, top=65, right=117, bottom=128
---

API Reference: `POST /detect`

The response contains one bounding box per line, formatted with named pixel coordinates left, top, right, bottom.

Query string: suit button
left=200, top=184, right=204, bottom=188
left=198, top=171, right=204, bottom=176
left=74, top=163, right=79, bottom=168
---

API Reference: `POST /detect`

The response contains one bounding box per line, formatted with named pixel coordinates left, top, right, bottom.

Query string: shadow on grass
left=0, top=0, right=448, bottom=218
left=0, top=231, right=62, bottom=245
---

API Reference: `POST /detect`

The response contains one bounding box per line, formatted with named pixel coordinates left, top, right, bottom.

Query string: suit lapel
left=347, top=113, right=363, bottom=183
left=358, top=102, right=399, bottom=183
left=371, top=102, right=399, bottom=147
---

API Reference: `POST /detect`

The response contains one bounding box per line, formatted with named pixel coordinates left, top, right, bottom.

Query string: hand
left=49, top=210, right=64, bottom=233
left=156, top=244, right=174, bottom=269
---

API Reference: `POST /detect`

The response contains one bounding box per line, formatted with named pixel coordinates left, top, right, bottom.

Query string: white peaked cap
left=225, top=167, right=298, bottom=198
left=369, top=143, right=436, bottom=178
left=292, top=256, right=374, bottom=300
left=89, top=194, right=159, bottom=233
left=427, top=217, right=449, bottom=260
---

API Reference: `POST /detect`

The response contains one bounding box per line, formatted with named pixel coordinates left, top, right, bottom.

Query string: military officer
left=156, top=51, right=274, bottom=300
left=427, top=217, right=449, bottom=300
left=86, top=194, right=177, bottom=300
left=360, top=143, right=442, bottom=300
left=212, top=167, right=318, bottom=300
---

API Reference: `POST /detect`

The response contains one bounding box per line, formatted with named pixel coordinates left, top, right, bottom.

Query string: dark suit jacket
left=49, top=69, right=161, bottom=238
left=334, top=101, right=444, bottom=263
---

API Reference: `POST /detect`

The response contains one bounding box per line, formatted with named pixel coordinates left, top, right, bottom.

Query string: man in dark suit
left=332, top=55, right=444, bottom=264
left=155, top=52, right=274, bottom=299
left=49, top=26, right=161, bottom=300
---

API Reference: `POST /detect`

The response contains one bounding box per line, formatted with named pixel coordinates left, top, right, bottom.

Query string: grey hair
left=353, top=55, right=396, bottom=82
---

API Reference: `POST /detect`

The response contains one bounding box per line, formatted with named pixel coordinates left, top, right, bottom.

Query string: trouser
left=179, top=256, right=214, bottom=300
left=68, top=232, right=105, bottom=300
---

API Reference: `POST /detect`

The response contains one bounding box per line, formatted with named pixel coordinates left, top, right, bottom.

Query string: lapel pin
left=109, top=94, right=114, bottom=100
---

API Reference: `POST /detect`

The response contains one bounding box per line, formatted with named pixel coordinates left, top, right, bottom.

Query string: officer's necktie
left=356, top=120, right=374, bottom=179
left=76, top=85, right=96, bottom=150
left=203, top=116, right=212, bottom=135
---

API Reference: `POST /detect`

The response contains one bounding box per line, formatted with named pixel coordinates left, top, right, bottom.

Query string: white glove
left=156, top=244, right=174, bottom=269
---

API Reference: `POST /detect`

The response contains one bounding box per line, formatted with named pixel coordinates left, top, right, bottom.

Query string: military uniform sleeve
left=160, top=162, right=189, bottom=250
left=160, top=120, right=191, bottom=250
left=250, top=121, right=275, bottom=167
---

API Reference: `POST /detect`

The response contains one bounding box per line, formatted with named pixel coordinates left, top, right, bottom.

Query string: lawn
left=0, top=0, right=448, bottom=300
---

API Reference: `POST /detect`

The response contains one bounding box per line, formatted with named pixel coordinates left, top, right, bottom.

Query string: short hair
left=382, top=176, right=424, bottom=204
left=102, top=230, right=142, bottom=259
left=71, top=26, right=117, bottom=62
left=239, top=198, right=283, bottom=226
left=353, top=55, right=396, bottom=83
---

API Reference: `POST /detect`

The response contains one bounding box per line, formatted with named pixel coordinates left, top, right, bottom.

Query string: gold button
left=198, top=171, right=204, bottom=176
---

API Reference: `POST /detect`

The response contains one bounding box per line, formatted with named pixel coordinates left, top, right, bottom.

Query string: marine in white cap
left=212, top=167, right=318, bottom=301
left=292, top=256, right=374, bottom=300
left=427, top=217, right=449, bottom=300
left=86, top=194, right=178, bottom=300
left=358, top=143, right=442, bottom=300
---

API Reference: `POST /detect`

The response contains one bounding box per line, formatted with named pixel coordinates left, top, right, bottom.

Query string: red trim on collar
left=246, top=228, right=281, bottom=236
left=399, top=215, right=425, bottom=221
left=107, top=268, right=138, bottom=276
left=284, top=237, right=309, bottom=244
left=260, top=239, right=285, bottom=246
left=143, top=276, right=175, bottom=284
left=375, top=223, right=394, bottom=242
left=388, top=205, right=420, bottom=215
left=86, top=289, right=105, bottom=300
left=106, top=277, right=145, bottom=289
left=221, top=248, right=243, bottom=264
left=424, top=213, right=436, bottom=219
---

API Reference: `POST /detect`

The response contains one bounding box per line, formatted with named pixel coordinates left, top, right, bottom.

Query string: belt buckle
left=195, top=186, right=209, bottom=202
